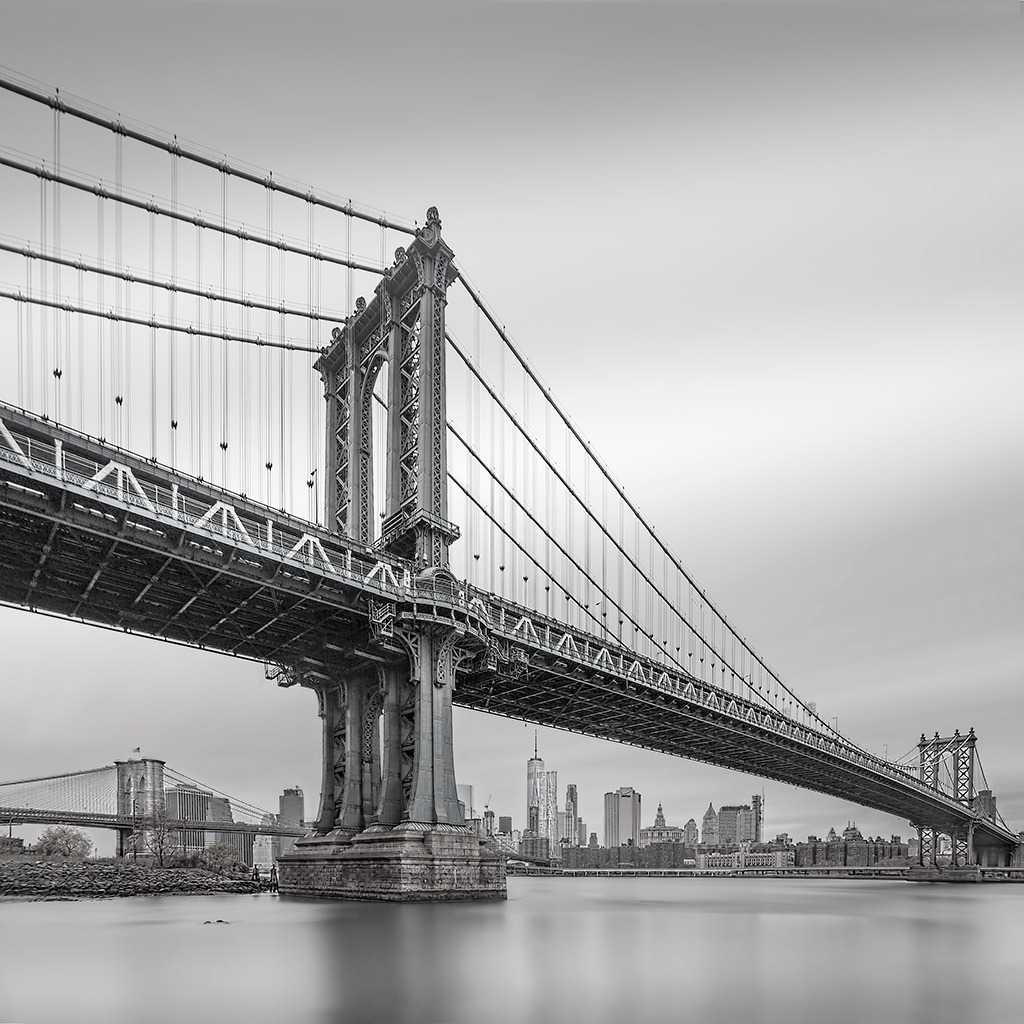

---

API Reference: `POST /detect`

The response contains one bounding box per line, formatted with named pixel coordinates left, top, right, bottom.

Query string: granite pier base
left=277, top=826, right=507, bottom=901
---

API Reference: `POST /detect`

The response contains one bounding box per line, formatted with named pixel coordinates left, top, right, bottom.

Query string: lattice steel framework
left=303, top=209, right=472, bottom=832
left=916, top=729, right=977, bottom=867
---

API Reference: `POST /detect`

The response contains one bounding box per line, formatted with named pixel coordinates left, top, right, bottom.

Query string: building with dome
left=638, top=802, right=684, bottom=847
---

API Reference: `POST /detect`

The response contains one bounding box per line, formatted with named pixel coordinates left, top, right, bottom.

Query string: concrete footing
left=907, top=864, right=982, bottom=883
left=277, top=825, right=507, bottom=901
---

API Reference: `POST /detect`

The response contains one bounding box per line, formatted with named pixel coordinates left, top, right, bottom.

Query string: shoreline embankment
left=0, top=858, right=260, bottom=900
left=506, top=865, right=1024, bottom=882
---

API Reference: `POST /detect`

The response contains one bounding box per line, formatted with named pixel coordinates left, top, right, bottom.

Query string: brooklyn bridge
left=0, top=68, right=1018, bottom=898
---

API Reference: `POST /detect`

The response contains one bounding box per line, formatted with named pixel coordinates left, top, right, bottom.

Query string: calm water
left=2, top=877, right=1023, bottom=1024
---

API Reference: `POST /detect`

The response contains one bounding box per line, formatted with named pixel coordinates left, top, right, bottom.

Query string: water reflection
left=1, top=878, right=1022, bottom=1024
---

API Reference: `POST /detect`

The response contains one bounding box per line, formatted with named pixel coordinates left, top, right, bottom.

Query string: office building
left=682, top=818, right=699, bottom=847
left=702, top=803, right=719, bottom=845
left=718, top=805, right=744, bottom=846
left=521, top=835, right=550, bottom=861
left=279, top=787, right=304, bottom=857
left=565, top=784, right=579, bottom=847
left=165, top=783, right=211, bottom=856
left=526, top=735, right=559, bottom=852
left=604, top=786, right=641, bottom=847
left=498, top=815, right=513, bottom=834
left=566, top=785, right=580, bottom=846
left=253, top=815, right=277, bottom=871
left=457, top=784, right=475, bottom=822
left=751, top=794, right=764, bottom=843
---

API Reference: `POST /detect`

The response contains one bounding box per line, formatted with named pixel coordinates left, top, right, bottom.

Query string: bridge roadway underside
left=0, top=464, right=1009, bottom=844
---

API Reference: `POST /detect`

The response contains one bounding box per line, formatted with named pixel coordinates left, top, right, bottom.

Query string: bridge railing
left=0, top=403, right=416, bottom=594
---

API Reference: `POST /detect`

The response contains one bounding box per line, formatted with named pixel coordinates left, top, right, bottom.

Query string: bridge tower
left=277, top=209, right=504, bottom=900
left=113, top=757, right=165, bottom=859
left=914, top=729, right=982, bottom=870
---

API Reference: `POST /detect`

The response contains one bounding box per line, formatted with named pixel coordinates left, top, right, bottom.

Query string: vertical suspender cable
left=96, top=187, right=104, bottom=439
left=17, top=283, right=24, bottom=409
left=39, top=170, right=47, bottom=419
left=308, top=196, right=315, bottom=523
left=315, top=215, right=323, bottom=524
left=279, top=227, right=287, bottom=511
left=265, top=177, right=273, bottom=507
left=195, top=220, right=203, bottom=476
left=564, top=413, right=571, bottom=627
left=545, top=395, right=552, bottom=617
left=52, top=95, right=62, bottom=425
left=240, top=220, right=248, bottom=498
left=467, top=306, right=478, bottom=580
left=150, top=203, right=157, bottom=459
left=207, top=217, right=215, bottom=481
left=114, top=130, right=124, bottom=448
left=602, top=475, right=608, bottom=639
left=498, top=338, right=506, bottom=597
left=221, top=168, right=229, bottom=488
left=169, top=142, right=178, bottom=468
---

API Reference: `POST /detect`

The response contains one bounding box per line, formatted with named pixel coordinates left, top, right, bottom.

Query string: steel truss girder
left=1, top=411, right=1017, bottom=848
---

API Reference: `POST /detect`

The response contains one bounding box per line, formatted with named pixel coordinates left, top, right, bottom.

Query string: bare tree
left=144, top=811, right=181, bottom=867
left=36, top=825, right=92, bottom=858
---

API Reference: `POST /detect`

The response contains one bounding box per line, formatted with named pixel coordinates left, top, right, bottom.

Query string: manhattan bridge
left=0, top=69, right=1018, bottom=898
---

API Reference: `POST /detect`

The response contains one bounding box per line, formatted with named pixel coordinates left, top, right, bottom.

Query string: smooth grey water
left=1, top=877, right=1022, bottom=1024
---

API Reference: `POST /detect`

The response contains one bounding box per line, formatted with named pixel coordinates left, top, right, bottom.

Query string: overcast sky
left=1, top=1, right=1021, bottom=852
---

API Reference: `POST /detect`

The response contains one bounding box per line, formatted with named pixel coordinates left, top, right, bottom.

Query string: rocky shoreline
left=0, top=859, right=261, bottom=900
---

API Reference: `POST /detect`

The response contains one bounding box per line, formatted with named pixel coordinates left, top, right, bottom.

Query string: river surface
left=1, top=876, right=1022, bottom=1024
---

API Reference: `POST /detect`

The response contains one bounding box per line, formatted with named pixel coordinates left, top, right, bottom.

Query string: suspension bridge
left=0, top=67, right=1018, bottom=897
left=0, top=757, right=304, bottom=863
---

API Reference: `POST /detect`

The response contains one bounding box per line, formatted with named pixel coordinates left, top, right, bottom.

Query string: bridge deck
left=0, top=404, right=1016, bottom=847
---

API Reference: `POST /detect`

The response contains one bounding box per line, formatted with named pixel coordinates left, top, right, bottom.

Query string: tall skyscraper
left=498, top=815, right=513, bottom=834
left=702, top=803, right=719, bottom=845
left=683, top=818, right=699, bottom=846
left=545, top=770, right=559, bottom=858
left=279, top=787, right=304, bottom=857
left=565, top=784, right=579, bottom=846
left=526, top=734, right=559, bottom=848
left=751, top=793, right=764, bottom=843
left=457, top=783, right=475, bottom=822
left=604, top=787, right=641, bottom=847
left=527, top=732, right=544, bottom=833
